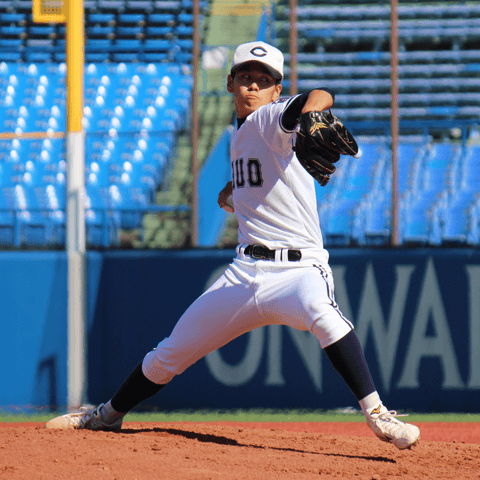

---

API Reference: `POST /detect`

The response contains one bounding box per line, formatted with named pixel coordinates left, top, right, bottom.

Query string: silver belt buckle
left=250, top=244, right=265, bottom=260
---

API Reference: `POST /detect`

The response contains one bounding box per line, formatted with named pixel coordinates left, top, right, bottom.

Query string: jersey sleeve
left=254, top=96, right=300, bottom=155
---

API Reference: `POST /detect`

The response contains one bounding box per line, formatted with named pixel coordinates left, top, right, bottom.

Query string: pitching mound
left=0, top=421, right=479, bottom=479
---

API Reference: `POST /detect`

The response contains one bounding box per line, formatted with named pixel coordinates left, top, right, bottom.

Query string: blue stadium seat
left=0, top=25, right=26, bottom=37
left=461, top=146, right=480, bottom=191
left=145, top=25, right=174, bottom=36
left=441, top=191, right=479, bottom=244
left=14, top=185, right=55, bottom=246
left=325, top=202, right=356, bottom=246
left=88, top=13, right=115, bottom=24
left=88, top=25, right=115, bottom=36
left=28, top=25, right=55, bottom=37
left=420, top=142, right=460, bottom=193
left=85, top=185, right=116, bottom=247
left=178, top=13, right=193, bottom=24
left=126, top=0, right=153, bottom=10
left=153, top=1, right=181, bottom=13
left=177, top=25, right=193, bottom=38
left=380, top=139, right=429, bottom=196
left=402, top=204, right=431, bottom=245
left=97, top=0, right=125, bottom=10
left=0, top=160, right=25, bottom=185
left=118, top=13, right=145, bottom=24
left=113, top=52, right=139, bottom=62
left=109, top=184, right=147, bottom=229
left=0, top=12, right=26, bottom=23
left=86, top=52, right=111, bottom=62
left=87, top=160, right=111, bottom=187
left=144, top=38, right=171, bottom=52
left=147, top=13, right=175, bottom=25
left=116, top=26, right=144, bottom=38
left=363, top=198, right=391, bottom=245
left=0, top=38, right=23, bottom=49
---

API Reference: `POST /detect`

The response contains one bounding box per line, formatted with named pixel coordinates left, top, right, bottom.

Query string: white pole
left=67, top=131, right=87, bottom=409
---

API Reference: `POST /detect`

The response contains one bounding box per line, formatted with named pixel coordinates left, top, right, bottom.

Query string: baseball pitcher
left=46, top=42, right=420, bottom=450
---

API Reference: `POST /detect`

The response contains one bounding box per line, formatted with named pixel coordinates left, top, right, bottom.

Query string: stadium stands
left=0, top=0, right=208, bottom=64
left=0, top=61, right=192, bottom=247
left=1, top=0, right=480, bottom=247
left=275, top=0, right=480, bottom=246
left=316, top=132, right=480, bottom=247
left=276, top=0, right=480, bottom=123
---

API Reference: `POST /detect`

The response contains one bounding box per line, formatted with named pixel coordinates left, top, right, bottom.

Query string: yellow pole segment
left=67, top=0, right=84, bottom=133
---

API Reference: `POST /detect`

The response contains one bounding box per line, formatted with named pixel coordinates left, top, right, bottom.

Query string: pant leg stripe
left=314, top=265, right=354, bottom=329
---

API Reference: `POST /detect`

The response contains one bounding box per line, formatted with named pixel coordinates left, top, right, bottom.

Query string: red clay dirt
left=1, top=421, right=479, bottom=479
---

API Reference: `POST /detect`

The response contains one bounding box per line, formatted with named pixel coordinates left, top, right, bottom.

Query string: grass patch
left=2, top=409, right=480, bottom=424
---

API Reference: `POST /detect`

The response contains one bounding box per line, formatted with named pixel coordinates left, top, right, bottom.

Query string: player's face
left=227, top=63, right=282, bottom=118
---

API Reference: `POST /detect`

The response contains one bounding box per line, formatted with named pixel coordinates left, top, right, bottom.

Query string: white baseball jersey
left=230, top=96, right=328, bottom=258
left=142, top=96, right=353, bottom=386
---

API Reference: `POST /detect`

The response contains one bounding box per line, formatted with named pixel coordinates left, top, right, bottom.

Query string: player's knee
left=311, top=314, right=353, bottom=349
left=142, top=349, right=177, bottom=384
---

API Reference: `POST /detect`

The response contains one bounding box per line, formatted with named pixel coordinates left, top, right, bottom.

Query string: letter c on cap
left=250, top=47, right=267, bottom=57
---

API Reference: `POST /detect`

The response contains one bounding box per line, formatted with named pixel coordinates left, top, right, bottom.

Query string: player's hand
left=218, top=181, right=235, bottom=213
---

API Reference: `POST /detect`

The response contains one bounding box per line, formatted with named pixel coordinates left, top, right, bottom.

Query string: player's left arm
left=289, top=89, right=359, bottom=186
left=281, top=88, right=335, bottom=132
left=300, top=89, right=334, bottom=114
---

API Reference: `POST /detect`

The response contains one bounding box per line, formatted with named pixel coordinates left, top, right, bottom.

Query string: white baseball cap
left=231, top=41, right=284, bottom=81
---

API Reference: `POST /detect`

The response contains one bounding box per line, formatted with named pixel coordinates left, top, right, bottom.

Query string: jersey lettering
left=232, top=158, right=245, bottom=189
left=247, top=158, right=263, bottom=187
left=233, top=158, right=264, bottom=188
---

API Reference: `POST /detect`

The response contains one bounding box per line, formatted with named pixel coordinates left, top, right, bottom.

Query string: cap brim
left=231, top=61, right=282, bottom=81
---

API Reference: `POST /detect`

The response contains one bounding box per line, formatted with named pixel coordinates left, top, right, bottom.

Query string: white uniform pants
left=142, top=248, right=353, bottom=384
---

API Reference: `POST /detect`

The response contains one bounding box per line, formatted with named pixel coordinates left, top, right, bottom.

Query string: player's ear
left=272, top=83, right=282, bottom=101
left=227, top=75, right=234, bottom=93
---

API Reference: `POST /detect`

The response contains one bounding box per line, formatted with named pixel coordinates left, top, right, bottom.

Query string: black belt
left=244, top=245, right=302, bottom=262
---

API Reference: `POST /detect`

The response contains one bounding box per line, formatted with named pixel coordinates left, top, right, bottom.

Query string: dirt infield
left=1, top=421, right=479, bottom=479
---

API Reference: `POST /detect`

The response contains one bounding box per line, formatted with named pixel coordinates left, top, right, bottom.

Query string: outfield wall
left=1, top=249, right=479, bottom=412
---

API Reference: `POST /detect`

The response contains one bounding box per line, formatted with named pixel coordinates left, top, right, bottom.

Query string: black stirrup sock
left=323, top=330, right=376, bottom=401
left=110, top=362, right=166, bottom=413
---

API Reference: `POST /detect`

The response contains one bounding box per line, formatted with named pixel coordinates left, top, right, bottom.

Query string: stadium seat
left=85, top=185, right=116, bottom=247
left=441, top=191, right=479, bottom=245
left=363, top=198, right=391, bottom=245
left=118, top=13, right=145, bottom=24
left=152, top=1, right=179, bottom=12
left=88, top=13, right=116, bottom=24
left=126, top=0, right=154, bottom=10
left=396, top=141, right=426, bottom=195
left=108, top=184, right=147, bottom=229
left=13, top=185, right=55, bottom=246
left=0, top=12, right=26, bottom=23
left=147, top=13, right=175, bottom=25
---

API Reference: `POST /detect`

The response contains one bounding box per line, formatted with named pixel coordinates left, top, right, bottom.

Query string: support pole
left=191, top=0, right=200, bottom=246
left=289, top=0, right=298, bottom=96
left=66, top=0, right=86, bottom=409
left=390, top=0, right=400, bottom=246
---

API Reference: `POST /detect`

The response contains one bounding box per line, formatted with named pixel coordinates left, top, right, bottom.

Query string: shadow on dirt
left=119, top=426, right=396, bottom=463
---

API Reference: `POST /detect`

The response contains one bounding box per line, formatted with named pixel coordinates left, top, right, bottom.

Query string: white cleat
left=367, top=404, right=420, bottom=450
left=45, top=403, right=123, bottom=431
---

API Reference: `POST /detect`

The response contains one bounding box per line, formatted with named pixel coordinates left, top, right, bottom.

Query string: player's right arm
left=218, top=181, right=234, bottom=213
